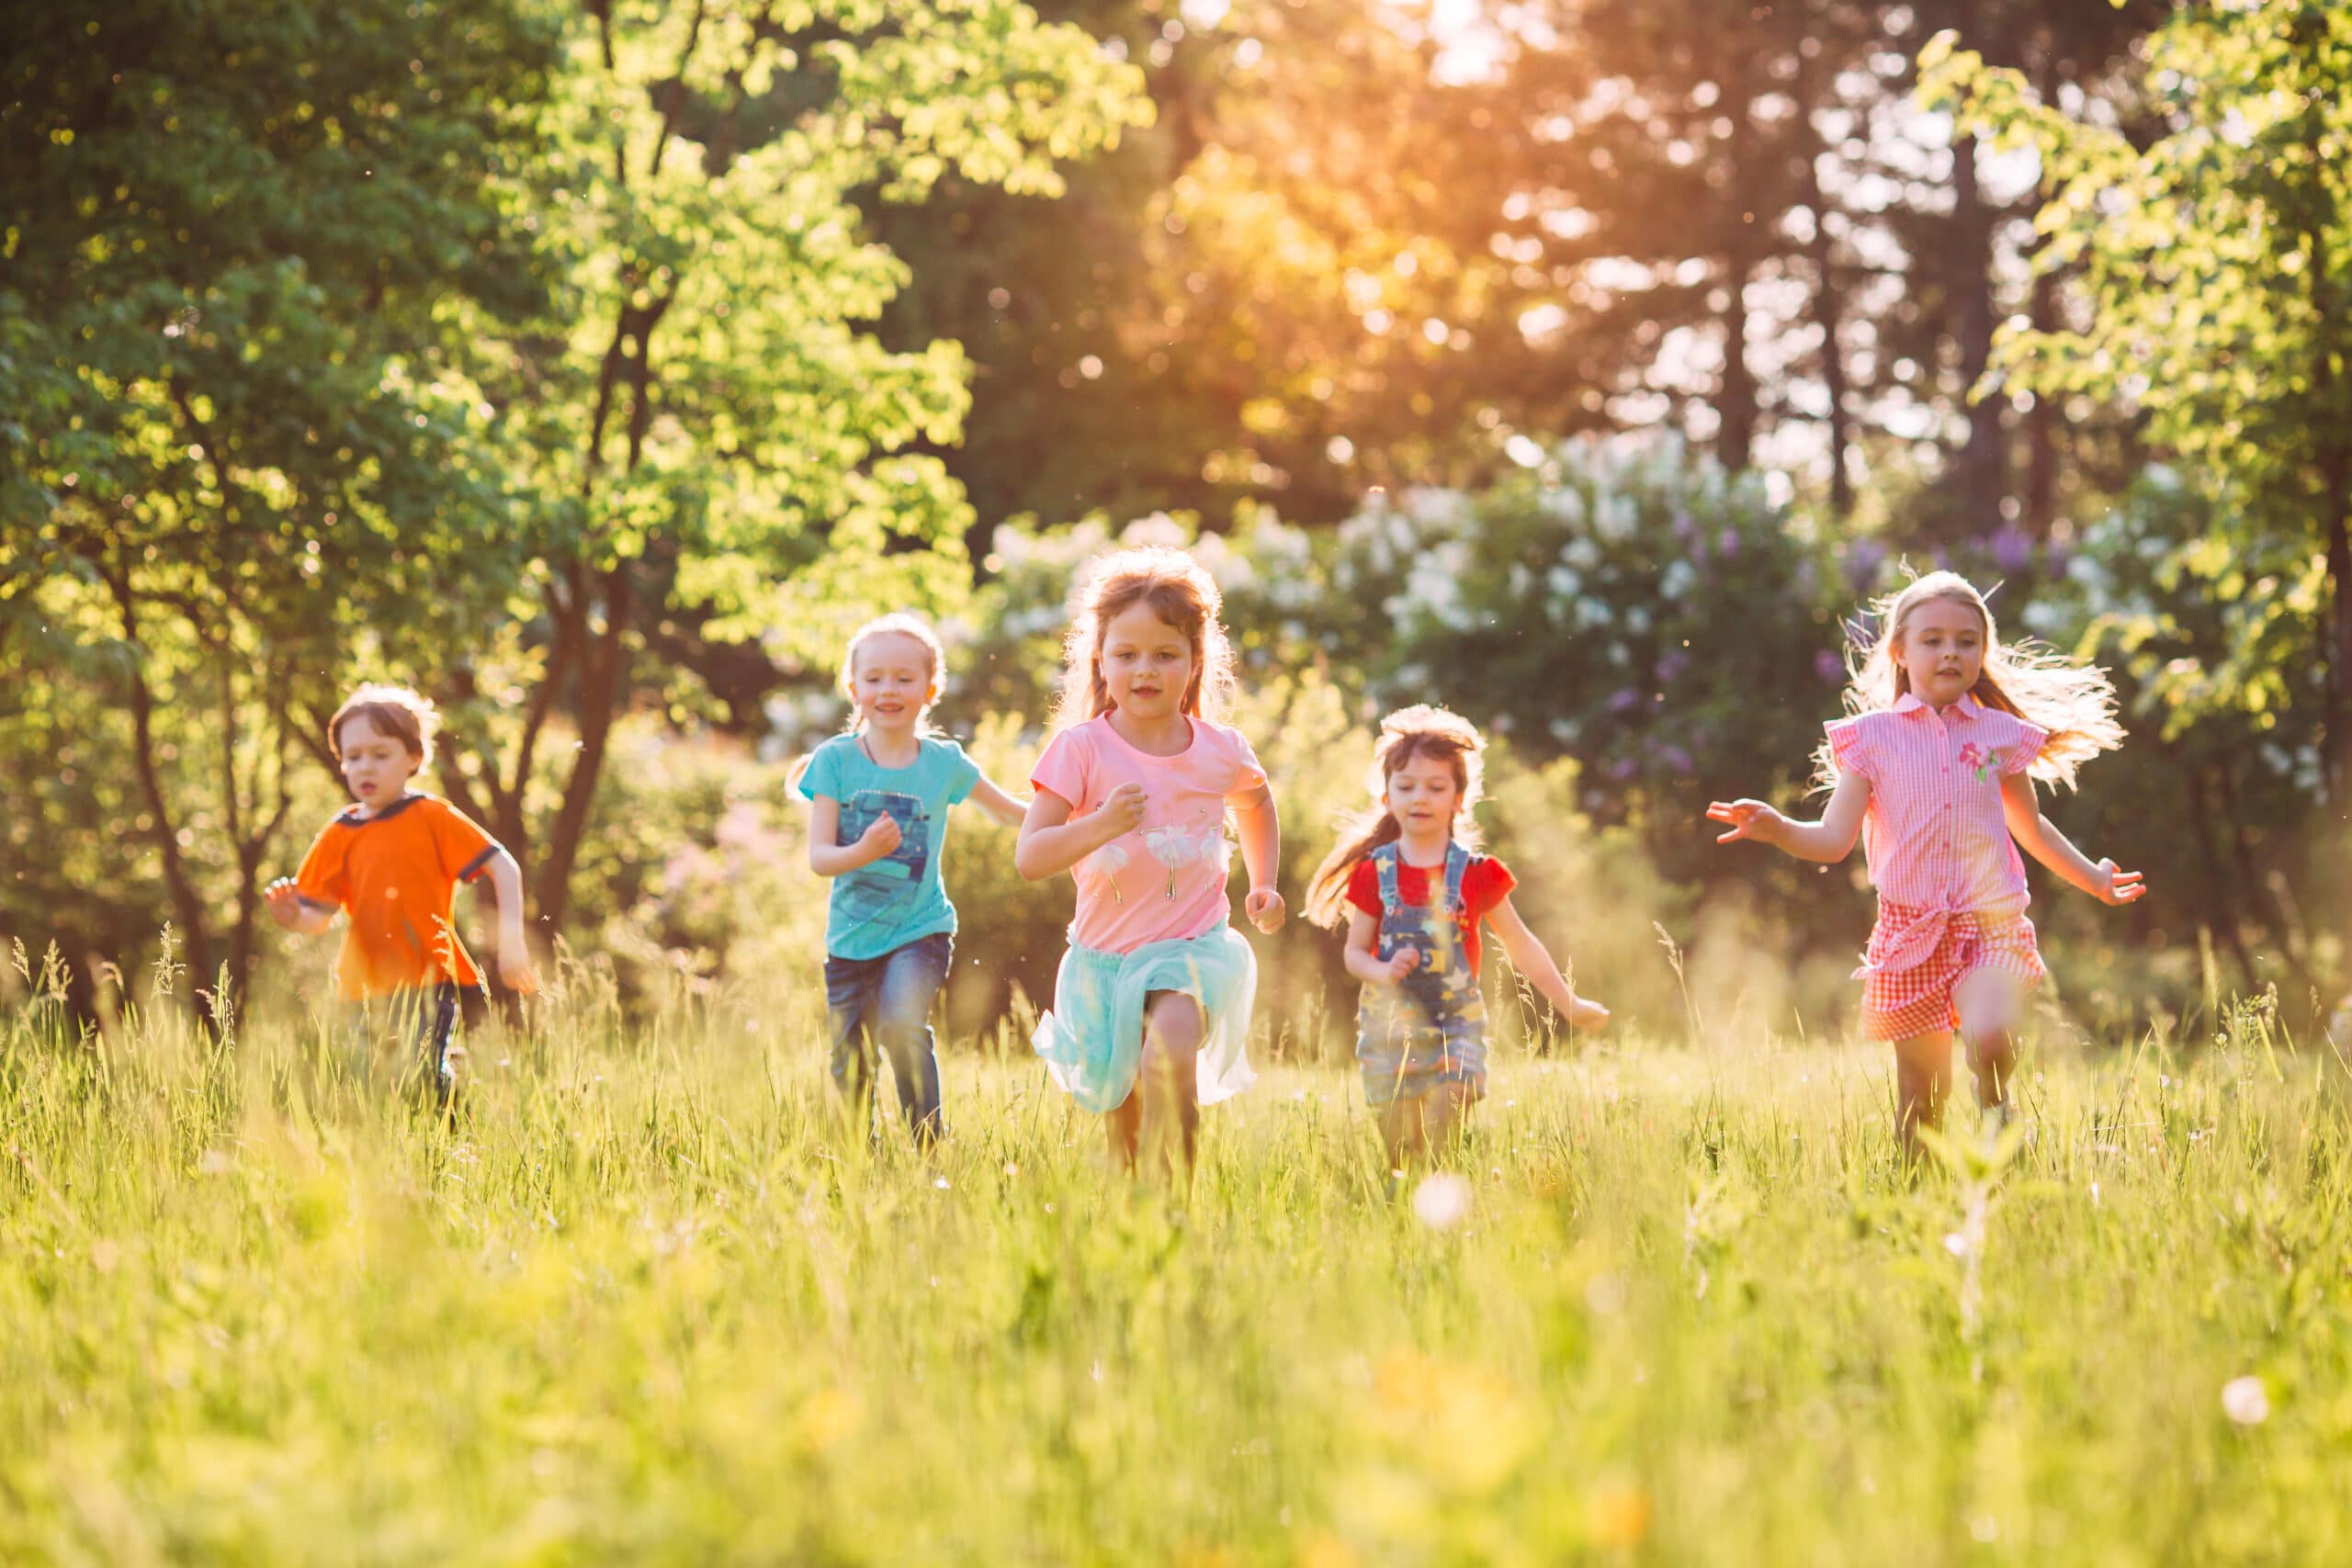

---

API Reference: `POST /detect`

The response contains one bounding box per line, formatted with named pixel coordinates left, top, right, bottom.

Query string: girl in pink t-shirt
left=1706, top=571, right=2145, bottom=1154
left=1015, top=547, right=1286, bottom=1178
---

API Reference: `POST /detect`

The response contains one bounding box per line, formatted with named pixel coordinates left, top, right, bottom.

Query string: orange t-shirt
left=293, top=794, right=501, bottom=1000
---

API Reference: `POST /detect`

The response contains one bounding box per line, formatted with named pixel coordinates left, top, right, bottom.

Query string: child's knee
left=1144, top=993, right=1204, bottom=1053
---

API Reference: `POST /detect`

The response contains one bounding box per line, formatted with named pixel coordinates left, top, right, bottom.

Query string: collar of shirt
left=1892, top=690, right=1985, bottom=723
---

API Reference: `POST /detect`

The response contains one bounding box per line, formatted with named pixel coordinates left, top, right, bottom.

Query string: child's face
left=337, top=715, right=422, bottom=806
left=1892, top=595, right=1985, bottom=706
left=1099, top=603, right=1194, bottom=722
left=850, top=632, right=936, bottom=736
left=1383, top=753, right=1462, bottom=836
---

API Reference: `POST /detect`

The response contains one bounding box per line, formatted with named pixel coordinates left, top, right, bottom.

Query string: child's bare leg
left=1953, top=968, right=2026, bottom=1114
left=1377, top=1097, right=1428, bottom=1171
left=1379, top=1085, right=1473, bottom=1171
left=1107, top=1089, right=1142, bottom=1171
left=1133, top=990, right=1203, bottom=1180
left=1430, top=1081, right=1476, bottom=1154
left=1891, top=1031, right=1955, bottom=1156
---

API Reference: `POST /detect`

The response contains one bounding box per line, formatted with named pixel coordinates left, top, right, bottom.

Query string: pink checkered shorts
left=1857, top=902, right=2044, bottom=1042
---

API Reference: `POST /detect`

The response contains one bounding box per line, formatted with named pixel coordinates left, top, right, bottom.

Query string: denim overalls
left=1355, top=842, right=1487, bottom=1106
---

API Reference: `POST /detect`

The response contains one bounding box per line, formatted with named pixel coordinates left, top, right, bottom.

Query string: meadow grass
left=2, top=957, right=2348, bottom=1566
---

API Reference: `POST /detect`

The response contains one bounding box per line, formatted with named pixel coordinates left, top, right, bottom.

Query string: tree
left=0, top=0, right=561, bottom=998
left=1923, top=4, right=2352, bottom=788
left=426, top=0, right=1150, bottom=936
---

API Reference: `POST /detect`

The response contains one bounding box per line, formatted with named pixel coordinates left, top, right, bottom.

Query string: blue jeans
left=823, top=931, right=952, bottom=1143
left=338, top=982, right=464, bottom=1107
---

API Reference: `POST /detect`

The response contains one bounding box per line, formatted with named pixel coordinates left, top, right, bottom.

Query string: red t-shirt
left=1344, top=852, right=1517, bottom=976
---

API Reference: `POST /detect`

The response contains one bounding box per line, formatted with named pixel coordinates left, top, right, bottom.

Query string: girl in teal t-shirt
left=795, top=615, right=1027, bottom=1143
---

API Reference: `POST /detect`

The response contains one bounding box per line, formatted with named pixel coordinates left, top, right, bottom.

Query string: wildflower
left=2222, top=1376, right=2269, bottom=1426
left=1411, top=1173, right=1472, bottom=1230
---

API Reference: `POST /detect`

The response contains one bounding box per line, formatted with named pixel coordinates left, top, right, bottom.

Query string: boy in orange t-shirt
left=266, top=685, right=535, bottom=1099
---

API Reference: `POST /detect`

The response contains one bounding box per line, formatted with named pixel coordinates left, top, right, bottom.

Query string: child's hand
left=498, top=945, right=539, bottom=995
left=1568, top=996, right=1611, bottom=1032
left=264, top=878, right=306, bottom=930
left=1098, top=783, right=1148, bottom=840
left=2092, top=858, right=2147, bottom=906
left=1705, top=799, right=1784, bottom=846
left=1244, top=886, right=1286, bottom=934
left=1379, top=948, right=1420, bottom=984
left=856, top=812, right=904, bottom=860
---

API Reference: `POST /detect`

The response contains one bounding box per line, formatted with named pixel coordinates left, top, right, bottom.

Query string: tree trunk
left=1795, top=74, right=1852, bottom=517
left=106, top=570, right=216, bottom=1000
left=2022, top=265, right=2061, bottom=535
left=1716, top=69, right=1760, bottom=473
left=1951, top=129, right=2004, bottom=538
left=531, top=565, right=634, bottom=934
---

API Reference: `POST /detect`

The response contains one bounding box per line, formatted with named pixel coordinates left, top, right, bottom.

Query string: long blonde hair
left=786, top=612, right=947, bottom=789
left=1049, top=547, right=1238, bottom=732
left=1306, top=705, right=1487, bottom=929
left=1814, top=570, right=2124, bottom=791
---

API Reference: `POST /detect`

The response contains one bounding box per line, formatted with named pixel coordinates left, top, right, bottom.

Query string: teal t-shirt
left=797, top=733, right=982, bottom=961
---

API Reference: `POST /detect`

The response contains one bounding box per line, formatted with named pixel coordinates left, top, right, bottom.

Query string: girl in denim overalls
left=1307, top=707, right=1609, bottom=1168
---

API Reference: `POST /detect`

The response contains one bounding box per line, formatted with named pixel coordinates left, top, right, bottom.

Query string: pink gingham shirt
left=1826, top=694, right=2048, bottom=961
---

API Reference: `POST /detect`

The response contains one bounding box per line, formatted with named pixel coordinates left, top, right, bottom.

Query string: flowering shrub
left=1325, top=434, right=1842, bottom=897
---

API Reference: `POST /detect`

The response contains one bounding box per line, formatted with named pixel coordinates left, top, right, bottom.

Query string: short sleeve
left=426, top=798, right=501, bottom=883
left=934, top=739, right=982, bottom=806
left=1030, top=728, right=1093, bottom=812
left=1344, top=858, right=1382, bottom=918
left=797, top=739, right=848, bottom=803
left=1221, top=728, right=1270, bottom=802
left=293, top=820, right=349, bottom=910
left=1464, top=856, right=1518, bottom=922
left=1824, top=717, right=1874, bottom=784
left=2000, top=720, right=2050, bottom=777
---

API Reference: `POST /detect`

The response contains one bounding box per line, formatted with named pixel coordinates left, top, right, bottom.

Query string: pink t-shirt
left=1825, top=692, right=2050, bottom=917
left=1031, top=715, right=1270, bottom=954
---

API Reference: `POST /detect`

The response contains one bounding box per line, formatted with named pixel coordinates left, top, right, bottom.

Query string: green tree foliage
left=0, top=0, right=562, bottom=997
left=427, top=0, right=1150, bottom=935
left=1922, top=6, right=2352, bottom=781
left=867, top=0, right=1501, bottom=535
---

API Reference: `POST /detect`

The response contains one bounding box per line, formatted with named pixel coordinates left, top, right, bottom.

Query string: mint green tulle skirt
left=1032, top=922, right=1258, bottom=1114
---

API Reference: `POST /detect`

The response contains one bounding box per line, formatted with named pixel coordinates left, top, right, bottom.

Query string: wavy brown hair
left=1306, top=705, right=1487, bottom=929
left=1049, top=546, right=1238, bottom=732
left=1812, top=570, right=2124, bottom=792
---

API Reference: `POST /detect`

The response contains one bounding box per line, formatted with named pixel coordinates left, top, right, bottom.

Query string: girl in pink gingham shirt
left=1707, top=571, right=2145, bottom=1154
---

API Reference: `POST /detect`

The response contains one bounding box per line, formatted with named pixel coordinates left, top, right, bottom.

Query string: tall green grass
left=2, top=944, right=2347, bottom=1564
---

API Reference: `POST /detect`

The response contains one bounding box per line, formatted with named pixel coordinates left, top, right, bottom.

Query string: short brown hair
left=329, top=684, right=440, bottom=767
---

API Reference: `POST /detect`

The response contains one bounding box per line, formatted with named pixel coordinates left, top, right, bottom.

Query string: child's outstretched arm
left=807, top=794, right=903, bottom=877
left=264, top=879, right=335, bottom=936
left=1999, top=773, right=2147, bottom=906
left=1706, top=771, right=1871, bottom=863
left=1232, top=782, right=1284, bottom=934
left=1014, top=784, right=1145, bottom=881
left=479, top=848, right=539, bottom=991
left=1485, top=894, right=1610, bottom=1032
left=965, top=773, right=1031, bottom=829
